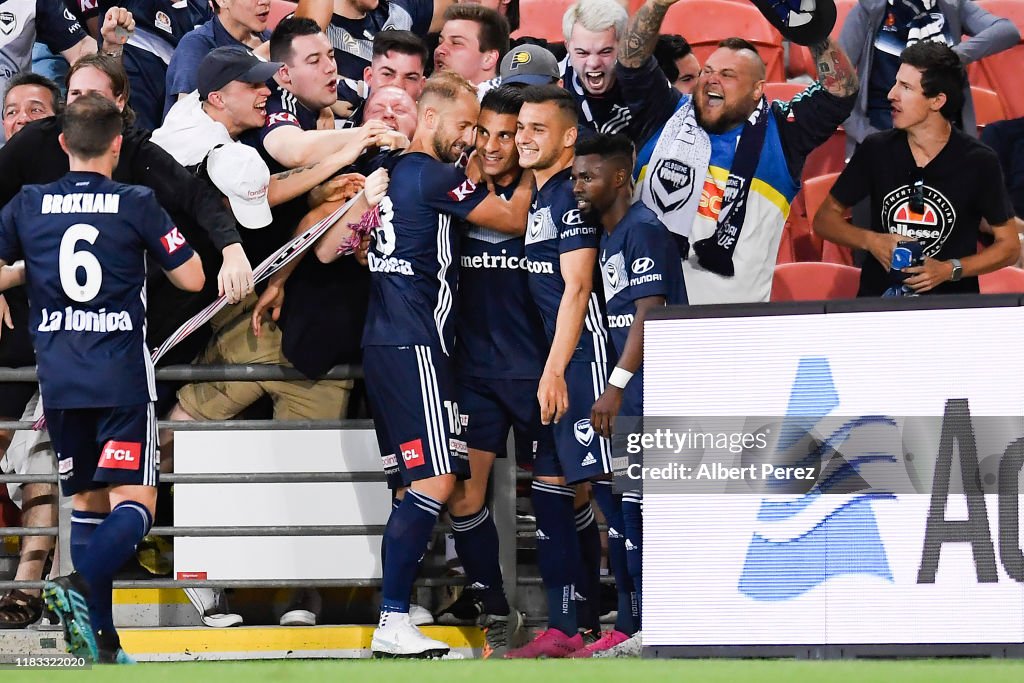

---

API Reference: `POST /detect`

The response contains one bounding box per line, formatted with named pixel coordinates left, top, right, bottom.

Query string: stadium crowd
left=0, top=0, right=1021, bottom=663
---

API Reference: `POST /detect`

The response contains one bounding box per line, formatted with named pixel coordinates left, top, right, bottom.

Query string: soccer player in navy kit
left=505, top=84, right=618, bottom=658
left=0, top=95, right=204, bottom=663
left=576, top=132, right=687, bottom=658
left=434, top=85, right=546, bottom=656
left=365, top=70, right=530, bottom=658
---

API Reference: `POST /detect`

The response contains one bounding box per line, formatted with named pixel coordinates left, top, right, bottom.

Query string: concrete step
left=0, top=625, right=484, bottom=661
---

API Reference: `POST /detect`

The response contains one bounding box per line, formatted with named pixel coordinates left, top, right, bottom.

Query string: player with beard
left=365, top=71, right=531, bottom=659
left=619, top=0, right=859, bottom=304
left=575, top=133, right=687, bottom=658
left=432, top=85, right=542, bottom=657
left=504, top=85, right=620, bottom=659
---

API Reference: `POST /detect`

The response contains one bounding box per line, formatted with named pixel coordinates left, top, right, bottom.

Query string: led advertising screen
left=638, top=301, right=1024, bottom=656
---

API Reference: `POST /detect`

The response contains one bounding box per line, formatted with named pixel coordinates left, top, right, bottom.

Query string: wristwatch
left=950, top=258, right=963, bottom=282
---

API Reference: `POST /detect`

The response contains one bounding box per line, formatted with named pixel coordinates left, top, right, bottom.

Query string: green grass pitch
left=9, top=658, right=1024, bottom=683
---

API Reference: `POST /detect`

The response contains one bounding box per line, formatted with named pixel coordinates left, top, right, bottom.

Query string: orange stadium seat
left=660, top=0, right=786, bottom=81
left=268, top=0, right=296, bottom=31
left=971, top=85, right=1007, bottom=130
left=980, top=266, right=1024, bottom=294
left=787, top=0, right=857, bottom=78
left=969, top=0, right=1024, bottom=118
left=770, top=262, right=860, bottom=301
left=513, top=0, right=576, bottom=42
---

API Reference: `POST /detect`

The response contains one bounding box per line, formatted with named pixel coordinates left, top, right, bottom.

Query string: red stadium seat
left=763, top=81, right=806, bottom=103
left=971, top=86, right=1007, bottom=130
left=267, top=0, right=296, bottom=31
left=802, top=172, right=854, bottom=264
left=513, top=0, right=576, bottom=42
left=786, top=0, right=857, bottom=78
left=802, top=172, right=840, bottom=226
left=802, top=128, right=846, bottom=182
left=660, top=0, right=786, bottom=82
left=776, top=222, right=796, bottom=264
left=980, top=266, right=1024, bottom=294
left=969, top=0, right=1024, bottom=118
left=770, top=262, right=860, bottom=301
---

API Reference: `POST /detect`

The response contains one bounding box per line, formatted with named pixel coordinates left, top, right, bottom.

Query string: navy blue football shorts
left=364, top=344, right=470, bottom=490
left=534, top=360, right=613, bottom=484
left=457, top=376, right=555, bottom=466
left=46, top=402, right=159, bottom=497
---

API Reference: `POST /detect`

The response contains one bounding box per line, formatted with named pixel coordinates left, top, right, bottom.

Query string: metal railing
left=0, top=363, right=522, bottom=604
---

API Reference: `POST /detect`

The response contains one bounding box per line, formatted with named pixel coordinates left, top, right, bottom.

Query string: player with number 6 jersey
left=0, top=95, right=204, bottom=665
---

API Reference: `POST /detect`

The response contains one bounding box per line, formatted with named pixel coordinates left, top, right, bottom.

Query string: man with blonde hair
left=365, top=70, right=531, bottom=658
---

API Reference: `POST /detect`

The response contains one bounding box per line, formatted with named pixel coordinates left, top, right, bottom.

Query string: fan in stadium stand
left=749, top=0, right=837, bottom=45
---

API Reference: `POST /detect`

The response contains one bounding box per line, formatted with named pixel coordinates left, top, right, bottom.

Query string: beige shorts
left=0, top=392, right=54, bottom=507
left=177, top=295, right=352, bottom=421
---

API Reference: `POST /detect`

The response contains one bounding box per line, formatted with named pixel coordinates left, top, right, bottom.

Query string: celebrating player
left=0, top=94, right=204, bottom=663
left=504, top=84, right=616, bottom=658
left=364, top=70, right=530, bottom=659
left=577, top=132, right=687, bottom=658
left=434, top=85, right=545, bottom=656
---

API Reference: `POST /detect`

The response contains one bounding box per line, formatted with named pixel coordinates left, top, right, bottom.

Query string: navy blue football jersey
left=326, top=0, right=432, bottom=83
left=77, top=0, right=209, bottom=51
left=363, top=152, right=487, bottom=354
left=0, top=172, right=194, bottom=409
left=599, top=202, right=687, bottom=357
left=524, top=167, right=607, bottom=364
left=456, top=177, right=546, bottom=380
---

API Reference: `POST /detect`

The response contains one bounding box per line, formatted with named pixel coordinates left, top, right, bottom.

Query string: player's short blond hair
left=418, top=70, right=478, bottom=113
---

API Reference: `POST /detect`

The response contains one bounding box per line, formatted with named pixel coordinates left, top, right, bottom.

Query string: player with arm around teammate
left=0, top=94, right=203, bottom=664
left=362, top=70, right=530, bottom=659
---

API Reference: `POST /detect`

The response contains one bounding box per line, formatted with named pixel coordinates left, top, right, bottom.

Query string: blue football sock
left=574, top=502, right=602, bottom=634
left=70, top=510, right=107, bottom=571
left=380, top=490, right=440, bottom=615
left=531, top=480, right=578, bottom=636
left=380, top=495, right=402, bottom=567
left=592, top=481, right=636, bottom=634
left=622, top=493, right=643, bottom=624
left=451, top=506, right=508, bottom=615
left=75, top=502, right=152, bottom=637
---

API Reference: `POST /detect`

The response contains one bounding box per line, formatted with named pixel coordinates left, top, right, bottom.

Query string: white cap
left=206, top=143, right=272, bottom=229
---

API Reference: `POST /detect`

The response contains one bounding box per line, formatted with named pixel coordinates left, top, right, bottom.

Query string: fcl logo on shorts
left=161, top=227, right=187, bottom=254
left=98, top=440, right=142, bottom=471
left=400, top=439, right=426, bottom=467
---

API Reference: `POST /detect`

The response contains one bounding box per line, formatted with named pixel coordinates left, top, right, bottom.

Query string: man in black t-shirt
left=814, top=42, right=1019, bottom=297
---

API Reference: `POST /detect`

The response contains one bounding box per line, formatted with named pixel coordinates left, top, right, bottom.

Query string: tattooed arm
left=618, top=0, right=681, bottom=68
left=810, top=38, right=859, bottom=98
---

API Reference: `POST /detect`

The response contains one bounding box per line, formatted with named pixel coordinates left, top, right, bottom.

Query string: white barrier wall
left=642, top=304, right=1024, bottom=649
left=173, top=430, right=389, bottom=580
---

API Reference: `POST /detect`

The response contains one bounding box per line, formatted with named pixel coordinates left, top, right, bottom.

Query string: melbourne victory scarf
left=637, top=95, right=770, bottom=276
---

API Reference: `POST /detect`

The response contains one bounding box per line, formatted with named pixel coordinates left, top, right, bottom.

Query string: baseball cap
left=198, top=47, right=282, bottom=100
left=749, top=0, right=836, bottom=46
left=206, top=143, right=272, bottom=230
left=500, top=45, right=560, bottom=86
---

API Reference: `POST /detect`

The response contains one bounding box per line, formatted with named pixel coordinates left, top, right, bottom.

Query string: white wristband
left=608, top=367, right=634, bottom=389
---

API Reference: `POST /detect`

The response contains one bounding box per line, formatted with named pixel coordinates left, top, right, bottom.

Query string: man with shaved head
left=617, top=0, right=859, bottom=305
